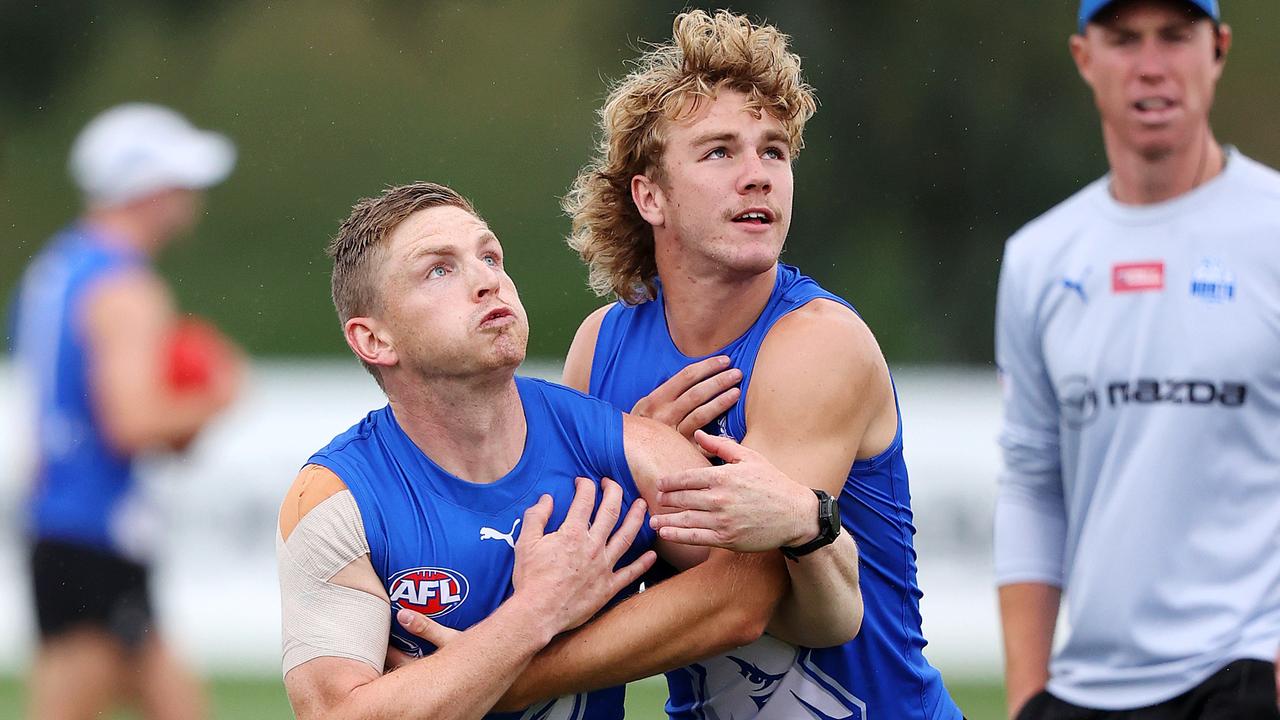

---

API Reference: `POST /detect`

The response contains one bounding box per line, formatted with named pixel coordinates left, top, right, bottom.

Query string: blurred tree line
left=2, top=0, right=1277, bottom=365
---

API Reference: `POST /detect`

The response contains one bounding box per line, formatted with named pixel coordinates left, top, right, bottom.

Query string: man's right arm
left=83, top=270, right=241, bottom=453
left=280, top=465, right=655, bottom=720
left=478, top=414, right=784, bottom=712
left=287, top=599, right=567, bottom=720
left=993, top=241, right=1067, bottom=719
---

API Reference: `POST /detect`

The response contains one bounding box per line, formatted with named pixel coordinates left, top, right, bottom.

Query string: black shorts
left=30, top=539, right=154, bottom=650
left=1017, top=659, right=1280, bottom=720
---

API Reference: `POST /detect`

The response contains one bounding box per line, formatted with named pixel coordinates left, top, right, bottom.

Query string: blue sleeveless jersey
left=589, top=264, right=961, bottom=720
left=11, top=225, right=146, bottom=554
left=308, top=376, right=657, bottom=720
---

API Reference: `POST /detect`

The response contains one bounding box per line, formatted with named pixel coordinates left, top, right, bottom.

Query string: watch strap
left=780, top=488, right=840, bottom=561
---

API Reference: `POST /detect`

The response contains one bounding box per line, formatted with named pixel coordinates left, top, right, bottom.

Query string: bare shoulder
left=563, top=302, right=614, bottom=391
left=745, top=298, right=893, bottom=437
left=82, top=268, right=173, bottom=330
left=279, top=464, right=350, bottom=541
left=86, top=267, right=171, bottom=313
left=761, top=299, right=887, bottom=384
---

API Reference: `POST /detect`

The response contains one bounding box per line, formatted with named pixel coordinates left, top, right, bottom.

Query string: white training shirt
left=993, top=148, right=1280, bottom=710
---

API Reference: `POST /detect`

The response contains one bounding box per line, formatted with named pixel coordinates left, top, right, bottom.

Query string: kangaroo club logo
left=388, top=567, right=469, bottom=618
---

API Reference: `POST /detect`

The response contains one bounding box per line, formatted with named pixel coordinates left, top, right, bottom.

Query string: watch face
left=817, top=492, right=839, bottom=537
left=816, top=491, right=835, bottom=519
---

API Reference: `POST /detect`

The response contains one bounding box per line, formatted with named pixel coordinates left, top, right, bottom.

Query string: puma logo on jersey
left=480, top=518, right=520, bottom=548
left=1061, top=267, right=1090, bottom=303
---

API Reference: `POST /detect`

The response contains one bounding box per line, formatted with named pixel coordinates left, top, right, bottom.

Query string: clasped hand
left=649, top=430, right=819, bottom=553
left=390, top=477, right=654, bottom=665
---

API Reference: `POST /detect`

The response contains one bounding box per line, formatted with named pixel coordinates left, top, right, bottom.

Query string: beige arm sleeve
left=277, top=489, right=390, bottom=675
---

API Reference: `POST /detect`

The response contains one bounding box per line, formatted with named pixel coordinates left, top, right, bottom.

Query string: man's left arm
left=651, top=299, right=891, bottom=647
left=397, top=413, right=788, bottom=711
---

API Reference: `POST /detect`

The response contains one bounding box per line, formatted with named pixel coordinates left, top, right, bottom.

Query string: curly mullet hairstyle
left=563, top=9, right=817, bottom=303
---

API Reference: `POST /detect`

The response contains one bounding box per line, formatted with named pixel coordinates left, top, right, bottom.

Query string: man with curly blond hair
left=557, top=10, right=963, bottom=719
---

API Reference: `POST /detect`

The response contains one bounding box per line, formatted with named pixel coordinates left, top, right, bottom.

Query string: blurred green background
left=3, top=1, right=1277, bottom=717
left=4, top=0, right=1277, bottom=366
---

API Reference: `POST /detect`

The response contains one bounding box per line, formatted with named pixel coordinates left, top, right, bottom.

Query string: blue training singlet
left=308, top=375, right=657, bottom=720
left=11, top=224, right=148, bottom=557
left=589, top=264, right=961, bottom=720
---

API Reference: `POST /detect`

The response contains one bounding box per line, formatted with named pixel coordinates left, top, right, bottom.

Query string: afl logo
left=388, top=567, right=469, bottom=619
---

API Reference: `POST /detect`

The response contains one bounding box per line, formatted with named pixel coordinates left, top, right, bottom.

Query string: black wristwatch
left=780, top=489, right=840, bottom=561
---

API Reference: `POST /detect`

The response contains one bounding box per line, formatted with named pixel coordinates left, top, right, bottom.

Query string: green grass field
left=0, top=674, right=1005, bottom=718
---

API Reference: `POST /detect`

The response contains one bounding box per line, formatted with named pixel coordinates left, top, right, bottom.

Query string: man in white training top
left=995, top=1, right=1280, bottom=718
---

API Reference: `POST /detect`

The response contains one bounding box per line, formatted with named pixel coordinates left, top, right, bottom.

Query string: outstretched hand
left=649, top=430, right=821, bottom=552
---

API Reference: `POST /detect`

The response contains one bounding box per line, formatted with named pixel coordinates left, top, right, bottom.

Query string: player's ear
left=631, top=174, right=666, bottom=227
left=1212, top=24, right=1231, bottom=67
left=345, top=316, right=398, bottom=370
left=1068, top=32, right=1094, bottom=86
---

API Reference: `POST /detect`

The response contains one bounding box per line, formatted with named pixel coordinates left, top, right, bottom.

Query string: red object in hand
left=166, top=317, right=233, bottom=391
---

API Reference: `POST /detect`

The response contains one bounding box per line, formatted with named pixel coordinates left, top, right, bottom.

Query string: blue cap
left=1078, top=0, right=1220, bottom=33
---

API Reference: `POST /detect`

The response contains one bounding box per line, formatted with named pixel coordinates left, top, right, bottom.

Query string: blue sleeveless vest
left=308, top=376, right=656, bottom=720
left=13, top=225, right=147, bottom=555
left=589, top=264, right=961, bottom=720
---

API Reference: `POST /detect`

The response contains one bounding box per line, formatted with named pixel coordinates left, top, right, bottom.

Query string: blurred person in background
left=9, top=103, right=242, bottom=720
left=559, top=9, right=962, bottom=719
left=995, top=1, right=1280, bottom=718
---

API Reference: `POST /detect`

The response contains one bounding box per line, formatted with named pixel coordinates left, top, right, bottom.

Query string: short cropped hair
left=327, top=181, right=477, bottom=384
left=563, top=9, right=817, bottom=303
